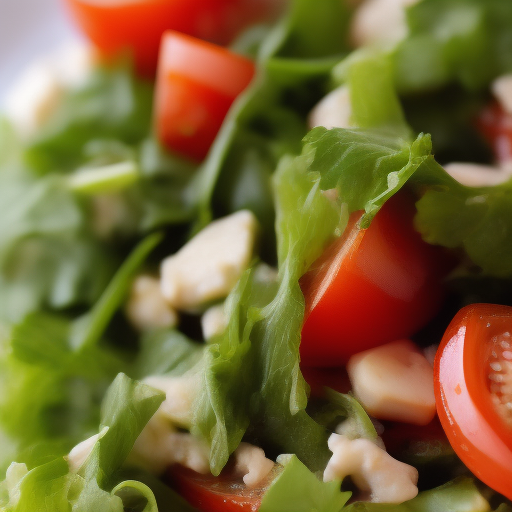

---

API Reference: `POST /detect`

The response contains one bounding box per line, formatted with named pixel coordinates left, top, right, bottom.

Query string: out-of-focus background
left=0, top=0, right=77, bottom=100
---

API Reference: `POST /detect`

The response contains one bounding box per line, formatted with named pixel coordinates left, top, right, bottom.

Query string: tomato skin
left=434, top=303, right=512, bottom=500
left=477, top=102, right=512, bottom=163
left=63, top=0, right=279, bottom=76
left=154, top=31, right=255, bottom=161
left=167, top=466, right=267, bottom=512
left=300, top=193, right=449, bottom=367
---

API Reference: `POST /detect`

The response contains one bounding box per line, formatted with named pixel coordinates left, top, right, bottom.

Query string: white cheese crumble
left=443, top=162, right=512, bottom=187
left=233, top=442, right=274, bottom=488
left=126, top=275, right=178, bottom=332
left=160, top=210, right=258, bottom=310
left=4, top=42, right=95, bottom=138
left=308, top=86, right=352, bottom=130
left=348, top=340, right=436, bottom=426
left=350, top=0, right=419, bottom=47
left=201, top=304, right=227, bottom=340
left=66, top=427, right=109, bottom=472
left=492, top=74, right=512, bottom=115
left=143, top=372, right=200, bottom=429
left=324, top=433, right=419, bottom=503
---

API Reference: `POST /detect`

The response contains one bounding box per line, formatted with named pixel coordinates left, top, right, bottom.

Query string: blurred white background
left=0, top=0, right=78, bottom=100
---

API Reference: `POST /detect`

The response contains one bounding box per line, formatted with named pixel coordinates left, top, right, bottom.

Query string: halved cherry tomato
left=477, top=102, right=512, bottom=163
left=167, top=465, right=277, bottom=512
left=434, top=303, right=512, bottom=500
left=63, top=0, right=280, bottom=76
left=154, top=31, right=255, bottom=161
left=300, top=193, right=450, bottom=367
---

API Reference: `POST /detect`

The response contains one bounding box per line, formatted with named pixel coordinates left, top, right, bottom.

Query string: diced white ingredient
left=253, top=263, right=278, bottom=284
left=308, top=86, right=352, bottom=130
left=492, top=74, right=512, bottom=115
left=233, top=443, right=274, bottom=488
left=143, top=371, right=200, bottom=429
left=160, top=210, right=258, bottom=310
left=4, top=42, right=94, bottom=138
left=443, top=162, right=512, bottom=187
left=276, top=453, right=294, bottom=466
left=2, top=463, right=28, bottom=508
left=129, top=412, right=210, bottom=475
left=126, top=275, right=178, bottom=332
left=67, top=427, right=108, bottom=472
left=324, top=434, right=418, bottom=503
left=347, top=340, right=436, bottom=426
left=350, top=0, right=419, bottom=47
left=128, top=371, right=209, bottom=475
left=201, top=304, right=227, bottom=340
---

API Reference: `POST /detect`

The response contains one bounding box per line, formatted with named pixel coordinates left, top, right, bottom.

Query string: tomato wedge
left=154, top=31, right=255, bottom=161
left=300, top=193, right=450, bottom=367
left=434, top=303, right=512, bottom=500
left=63, top=0, right=280, bottom=76
left=167, top=465, right=276, bottom=512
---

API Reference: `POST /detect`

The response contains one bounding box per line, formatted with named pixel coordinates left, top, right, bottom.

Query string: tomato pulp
left=300, top=193, right=450, bottom=366
left=434, top=303, right=512, bottom=500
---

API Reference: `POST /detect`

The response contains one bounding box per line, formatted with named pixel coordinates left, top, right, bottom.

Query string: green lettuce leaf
left=345, top=478, right=489, bottom=512
left=259, top=455, right=351, bottom=512
left=0, top=374, right=165, bottom=512
left=395, top=0, right=512, bottom=92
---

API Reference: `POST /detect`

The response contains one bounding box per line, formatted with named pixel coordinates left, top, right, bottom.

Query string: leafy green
left=193, top=0, right=352, bottom=239
left=0, top=312, right=123, bottom=472
left=395, top=0, right=512, bottom=92
left=24, top=63, right=153, bottom=175
left=0, top=374, right=165, bottom=512
left=345, top=478, right=489, bottom=512
left=133, top=329, right=203, bottom=380
left=259, top=455, right=351, bottom=512
left=71, top=232, right=163, bottom=349
left=412, top=158, right=512, bottom=277
left=303, top=127, right=432, bottom=225
left=0, top=170, right=114, bottom=323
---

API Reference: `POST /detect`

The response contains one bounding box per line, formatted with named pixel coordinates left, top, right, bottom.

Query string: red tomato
left=63, top=0, right=280, bottom=76
left=477, top=102, right=512, bottom=163
left=300, top=193, right=450, bottom=367
left=154, top=31, right=255, bottom=161
left=167, top=465, right=276, bottom=512
left=434, top=303, right=512, bottom=500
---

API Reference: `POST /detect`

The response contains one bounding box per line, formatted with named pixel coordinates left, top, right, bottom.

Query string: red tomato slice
left=300, top=193, right=450, bottom=367
left=434, top=303, right=512, bottom=500
left=63, top=0, right=280, bottom=76
left=167, top=465, right=277, bottom=512
left=154, top=31, right=255, bottom=161
left=477, top=102, right=512, bottom=164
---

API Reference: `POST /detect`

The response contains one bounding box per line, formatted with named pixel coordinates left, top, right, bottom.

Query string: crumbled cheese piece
left=335, top=419, right=386, bottom=450
left=308, top=86, right=352, bottom=130
left=324, top=434, right=418, bottom=503
left=128, top=371, right=209, bottom=475
left=161, top=210, right=258, bottom=310
left=126, top=275, right=178, bottom=332
left=350, top=0, right=419, bottom=47
left=4, top=42, right=95, bottom=138
left=67, top=427, right=108, bottom=472
left=443, top=162, right=512, bottom=187
left=2, top=463, right=28, bottom=508
left=143, top=371, right=200, bottom=429
left=348, top=340, right=436, bottom=426
left=129, top=412, right=210, bottom=475
left=233, top=443, right=274, bottom=488
left=492, top=74, right=512, bottom=115
left=201, top=304, right=227, bottom=340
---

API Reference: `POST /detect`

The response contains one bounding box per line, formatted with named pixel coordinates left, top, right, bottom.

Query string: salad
left=0, top=0, right=512, bottom=510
